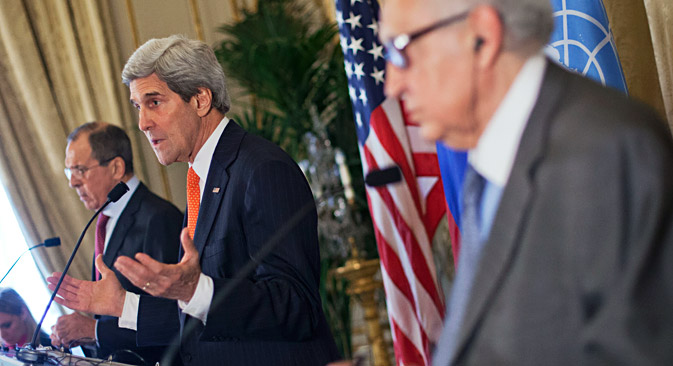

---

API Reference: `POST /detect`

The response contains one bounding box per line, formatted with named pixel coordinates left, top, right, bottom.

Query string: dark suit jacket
left=137, top=122, right=340, bottom=366
left=94, top=183, right=183, bottom=365
left=443, top=62, right=673, bottom=365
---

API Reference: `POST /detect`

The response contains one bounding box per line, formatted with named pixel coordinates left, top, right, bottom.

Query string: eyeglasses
left=64, top=156, right=117, bottom=180
left=383, top=10, right=470, bottom=69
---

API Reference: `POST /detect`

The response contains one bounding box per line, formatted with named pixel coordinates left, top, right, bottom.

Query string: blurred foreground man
left=49, top=37, right=340, bottom=366
left=53, top=122, right=182, bottom=364
left=380, top=0, right=673, bottom=364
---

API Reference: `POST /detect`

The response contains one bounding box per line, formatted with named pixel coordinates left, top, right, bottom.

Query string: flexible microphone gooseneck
left=27, top=182, right=129, bottom=350
left=0, top=237, right=61, bottom=286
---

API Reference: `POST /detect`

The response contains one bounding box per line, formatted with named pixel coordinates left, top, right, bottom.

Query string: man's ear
left=191, top=87, right=213, bottom=117
left=110, top=156, right=126, bottom=181
left=469, top=5, right=504, bottom=68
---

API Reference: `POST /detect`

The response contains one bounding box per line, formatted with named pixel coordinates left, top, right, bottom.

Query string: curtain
left=0, top=0, right=144, bottom=281
left=604, top=0, right=671, bottom=131
left=643, top=0, right=673, bottom=130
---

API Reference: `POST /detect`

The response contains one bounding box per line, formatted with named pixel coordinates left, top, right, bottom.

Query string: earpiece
left=474, top=37, right=484, bottom=52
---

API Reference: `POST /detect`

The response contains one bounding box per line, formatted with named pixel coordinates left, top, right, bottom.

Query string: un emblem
left=546, top=0, right=627, bottom=93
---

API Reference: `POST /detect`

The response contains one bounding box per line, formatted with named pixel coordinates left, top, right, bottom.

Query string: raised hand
left=46, top=255, right=125, bottom=317
left=114, top=228, right=201, bottom=302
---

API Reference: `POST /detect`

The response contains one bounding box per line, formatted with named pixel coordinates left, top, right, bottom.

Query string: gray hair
left=450, top=0, right=553, bottom=53
left=67, top=122, right=134, bottom=175
left=122, top=35, right=231, bottom=114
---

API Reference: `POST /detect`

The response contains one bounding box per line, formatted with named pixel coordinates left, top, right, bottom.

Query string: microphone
left=27, top=182, right=129, bottom=350
left=365, top=165, right=402, bottom=187
left=107, top=182, right=130, bottom=202
left=0, top=238, right=61, bottom=286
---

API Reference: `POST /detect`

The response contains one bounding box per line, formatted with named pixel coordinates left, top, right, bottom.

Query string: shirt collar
left=468, top=53, right=547, bottom=187
left=102, top=175, right=140, bottom=218
left=190, top=117, right=229, bottom=198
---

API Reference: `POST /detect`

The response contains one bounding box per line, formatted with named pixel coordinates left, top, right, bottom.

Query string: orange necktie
left=187, top=167, right=200, bottom=239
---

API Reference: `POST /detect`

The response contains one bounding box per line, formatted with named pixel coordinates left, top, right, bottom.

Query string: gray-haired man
left=380, top=0, right=673, bottom=364
left=49, top=37, right=340, bottom=366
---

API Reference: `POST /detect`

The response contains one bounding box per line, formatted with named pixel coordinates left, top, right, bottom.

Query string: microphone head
left=365, top=166, right=402, bottom=187
left=43, top=237, right=61, bottom=247
left=107, top=182, right=129, bottom=202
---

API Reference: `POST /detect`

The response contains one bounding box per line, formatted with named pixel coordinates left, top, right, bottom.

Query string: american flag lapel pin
left=212, top=187, right=220, bottom=193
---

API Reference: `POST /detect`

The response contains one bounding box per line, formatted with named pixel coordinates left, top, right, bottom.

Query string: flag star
left=368, top=18, right=379, bottom=36
left=348, top=36, right=364, bottom=56
left=336, top=10, right=344, bottom=28
left=356, top=112, right=363, bottom=127
left=344, top=61, right=353, bottom=79
left=368, top=44, right=384, bottom=61
left=340, top=36, right=349, bottom=54
left=359, top=88, right=368, bottom=105
left=345, top=12, right=362, bottom=30
left=370, top=66, right=385, bottom=85
left=353, top=62, right=365, bottom=80
left=349, top=85, right=358, bottom=102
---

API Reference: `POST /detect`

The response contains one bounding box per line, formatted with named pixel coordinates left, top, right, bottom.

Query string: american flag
left=335, top=0, right=447, bottom=364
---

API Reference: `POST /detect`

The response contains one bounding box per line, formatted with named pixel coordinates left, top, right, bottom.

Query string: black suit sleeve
left=201, top=159, right=322, bottom=341
left=97, top=192, right=183, bottom=355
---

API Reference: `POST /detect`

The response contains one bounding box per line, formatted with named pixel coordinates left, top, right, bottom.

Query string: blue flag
left=435, top=145, right=466, bottom=260
left=547, top=0, right=628, bottom=93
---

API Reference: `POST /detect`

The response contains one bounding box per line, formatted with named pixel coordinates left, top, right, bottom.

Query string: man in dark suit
left=49, top=36, right=340, bottom=366
left=381, top=0, right=673, bottom=365
left=51, top=122, right=183, bottom=364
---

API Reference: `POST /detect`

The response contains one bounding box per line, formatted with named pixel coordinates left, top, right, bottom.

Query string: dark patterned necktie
left=94, top=214, right=110, bottom=280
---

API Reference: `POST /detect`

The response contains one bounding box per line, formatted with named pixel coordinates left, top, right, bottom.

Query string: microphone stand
left=21, top=182, right=128, bottom=360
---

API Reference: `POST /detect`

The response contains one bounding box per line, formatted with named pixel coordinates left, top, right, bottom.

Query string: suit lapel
left=193, top=121, right=246, bottom=257
left=102, top=184, right=147, bottom=269
left=452, top=63, right=569, bottom=362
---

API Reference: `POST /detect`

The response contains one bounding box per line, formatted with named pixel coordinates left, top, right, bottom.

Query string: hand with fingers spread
left=46, top=255, right=126, bottom=317
left=50, top=312, right=97, bottom=348
left=114, top=228, right=201, bottom=302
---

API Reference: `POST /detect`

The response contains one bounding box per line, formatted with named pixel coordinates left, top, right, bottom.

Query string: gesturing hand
left=46, top=255, right=125, bottom=317
left=114, top=228, right=201, bottom=302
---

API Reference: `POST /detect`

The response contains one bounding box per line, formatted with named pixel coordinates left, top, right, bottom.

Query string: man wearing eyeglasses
left=53, top=122, right=183, bottom=365
left=381, top=0, right=673, bottom=365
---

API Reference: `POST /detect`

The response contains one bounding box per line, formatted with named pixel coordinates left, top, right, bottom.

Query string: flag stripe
left=363, top=145, right=445, bottom=324
left=366, top=180, right=445, bottom=330
left=370, top=104, right=423, bottom=214
left=364, top=125, right=442, bottom=293
left=391, top=319, right=427, bottom=366
left=377, top=256, right=430, bottom=364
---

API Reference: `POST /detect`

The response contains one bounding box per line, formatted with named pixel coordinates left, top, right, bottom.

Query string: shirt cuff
left=177, top=273, right=213, bottom=324
left=118, top=291, right=140, bottom=330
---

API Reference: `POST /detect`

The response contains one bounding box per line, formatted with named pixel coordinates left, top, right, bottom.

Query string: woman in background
left=0, top=287, right=50, bottom=349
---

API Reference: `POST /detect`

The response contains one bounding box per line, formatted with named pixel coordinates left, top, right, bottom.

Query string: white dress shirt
left=467, top=53, right=547, bottom=240
left=93, top=175, right=139, bottom=339
left=119, top=117, right=229, bottom=329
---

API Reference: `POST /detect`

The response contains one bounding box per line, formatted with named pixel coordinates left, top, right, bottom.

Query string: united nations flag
left=546, top=0, right=628, bottom=93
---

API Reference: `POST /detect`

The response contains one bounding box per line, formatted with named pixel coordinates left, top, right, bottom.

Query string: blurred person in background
left=0, top=287, right=50, bottom=349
